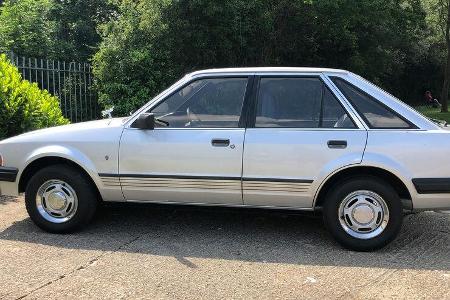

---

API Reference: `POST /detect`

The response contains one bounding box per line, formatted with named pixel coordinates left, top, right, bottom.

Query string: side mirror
left=132, top=113, right=155, bottom=130
left=101, top=106, right=114, bottom=119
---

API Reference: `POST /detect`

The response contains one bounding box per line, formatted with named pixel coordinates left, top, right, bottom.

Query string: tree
left=0, top=0, right=55, bottom=58
left=424, top=0, right=450, bottom=112
left=50, top=0, right=116, bottom=61
left=93, top=0, right=431, bottom=116
left=438, top=0, right=450, bottom=112
left=0, top=0, right=114, bottom=61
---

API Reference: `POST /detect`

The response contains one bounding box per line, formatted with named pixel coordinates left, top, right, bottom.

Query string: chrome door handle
left=327, top=140, right=347, bottom=149
left=211, top=139, right=230, bottom=147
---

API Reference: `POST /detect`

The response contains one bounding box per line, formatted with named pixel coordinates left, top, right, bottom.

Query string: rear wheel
left=323, top=176, right=403, bottom=251
left=25, top=165, right=98, bottom=233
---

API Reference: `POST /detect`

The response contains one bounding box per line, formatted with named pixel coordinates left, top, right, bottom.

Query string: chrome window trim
left=245, top=128, right=365, bottom=132
left=125, top=70, right=433, bottom=131
left=124, top=127, right=246, bottom=131
left=125, top=71, right=330, bottom=128
left=125, top=71, right=371, bottom=131
left=125, top=127, right=362, bottom=132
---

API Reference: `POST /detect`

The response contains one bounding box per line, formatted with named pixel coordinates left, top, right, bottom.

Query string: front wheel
left=25, top=165, right=98, bottom=233
left=323, top=177, right=403, bottom=251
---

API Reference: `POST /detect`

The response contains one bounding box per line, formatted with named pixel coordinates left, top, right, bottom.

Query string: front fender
left=18, top=144, right=124, bottom=202
left=20, top=145, right=102, bottom=190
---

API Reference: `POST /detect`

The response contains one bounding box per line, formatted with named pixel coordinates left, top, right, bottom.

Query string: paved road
left=0, top=196, right=449, bottom=300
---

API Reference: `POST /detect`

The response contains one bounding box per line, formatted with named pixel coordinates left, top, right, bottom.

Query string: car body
left=1, top=67, right=449, bottom=250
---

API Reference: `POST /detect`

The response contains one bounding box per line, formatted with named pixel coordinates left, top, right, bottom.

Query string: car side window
left=331, top=77, right=412, bottom=129
left=149, top=78, right=248, bottom=128
left=321, top=86, right=356, bottom=128
left=255, top=77, right=356, bottom=128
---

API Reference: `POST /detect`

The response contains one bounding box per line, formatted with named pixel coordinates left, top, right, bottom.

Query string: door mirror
left=132, top=113, right=155, bottom=130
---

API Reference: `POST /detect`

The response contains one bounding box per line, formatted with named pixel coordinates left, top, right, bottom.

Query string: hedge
left=0, top=54, right=69, bottom=139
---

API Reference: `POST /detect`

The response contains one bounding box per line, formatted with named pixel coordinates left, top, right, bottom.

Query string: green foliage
left=0, top=54, right=69, bottom=139
left=0, top=0, right=114, bottom=61
left=0, top=0, right=55, bottom=58
left=50, top=0, right=116, bottom=61
left=422, top=0, right=450, bottom=112
left=93, top=0, right=437, bottom=116
left=1, top=0, right=446, bottom=117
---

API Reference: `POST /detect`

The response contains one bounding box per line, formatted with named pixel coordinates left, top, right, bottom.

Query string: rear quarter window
left=331, top=77, right=414, bottom=129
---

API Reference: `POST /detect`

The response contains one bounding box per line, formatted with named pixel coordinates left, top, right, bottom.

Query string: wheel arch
left=19, top=156, right=102, bottom=201
left=314, top=166, right=412, bottom=210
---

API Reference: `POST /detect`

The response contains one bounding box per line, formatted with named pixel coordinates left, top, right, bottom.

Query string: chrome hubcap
left=36, top=180, right=78, bottom=223
left=338, top=190, right=389, bottom=239
left=352, top=204, right=375, bottom=224
left=47, top=191, right=67, bottom=210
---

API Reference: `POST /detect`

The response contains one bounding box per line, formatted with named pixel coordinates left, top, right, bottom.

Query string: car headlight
left=0, top=154, right=3, bottom=166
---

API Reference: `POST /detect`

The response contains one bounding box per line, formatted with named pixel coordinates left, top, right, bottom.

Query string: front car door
left=242, top=74, right=368, bottom=208
left=118, top=76, right=250, bottom=205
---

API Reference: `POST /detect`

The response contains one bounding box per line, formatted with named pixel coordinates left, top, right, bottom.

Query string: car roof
left=188, top=67, right=349, bottom=77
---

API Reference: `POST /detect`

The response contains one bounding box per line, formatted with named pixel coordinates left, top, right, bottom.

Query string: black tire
left=322, top=176, right=403, bottom=251
left=25, top=164, right=98, bottom=233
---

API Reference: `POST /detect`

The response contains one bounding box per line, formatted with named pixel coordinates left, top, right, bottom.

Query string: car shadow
left=0, top=202, right=449, bottom=271
left=0, top=195, right=18, bottom=205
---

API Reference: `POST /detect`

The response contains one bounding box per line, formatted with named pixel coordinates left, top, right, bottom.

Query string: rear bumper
left=0, top=167, right=19, bottom=196
left=0, top=181, right=19, bottom=196
left=412, top=178, right=450, bottom=194
left=0, top=167, right=18, bottom=182
left=412, top=193, right=450, bottom=211
left=411, top=178, right=450, bottom=211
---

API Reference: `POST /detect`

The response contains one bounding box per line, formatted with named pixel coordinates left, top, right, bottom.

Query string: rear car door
left=118, top=77, right=250, bottom=205
left=242, top=75, right=367, bottom=208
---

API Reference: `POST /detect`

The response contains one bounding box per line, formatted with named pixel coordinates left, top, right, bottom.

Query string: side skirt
left=123, top=199, right=315, bottom=211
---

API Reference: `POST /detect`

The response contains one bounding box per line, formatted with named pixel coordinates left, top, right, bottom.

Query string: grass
left=414, top=105, right=450, bottom=124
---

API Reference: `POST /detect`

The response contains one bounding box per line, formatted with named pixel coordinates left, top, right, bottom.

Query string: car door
left=242, top=75, right=367, bottom=208
left=119, top=77, right=249, bottom=205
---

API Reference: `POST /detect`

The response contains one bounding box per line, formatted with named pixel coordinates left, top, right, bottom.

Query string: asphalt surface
left=0, top=195, right=449, bottom=300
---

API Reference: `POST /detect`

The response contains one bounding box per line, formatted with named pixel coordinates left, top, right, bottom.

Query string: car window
left=255, top=77, right=355, bottom=128
left=331, top=77, right=412, bottom=129
left=321, top=86, right=356, bottom=128
left=149, top=78, right=247, bottom=128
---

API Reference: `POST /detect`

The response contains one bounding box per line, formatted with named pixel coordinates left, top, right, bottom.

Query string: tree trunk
left=442, top=47, right=450, bottom=112
left=441, top=1, right=450, bottom=113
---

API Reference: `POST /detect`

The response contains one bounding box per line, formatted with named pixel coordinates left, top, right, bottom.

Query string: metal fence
left=7, top=51, right=98, bottom=123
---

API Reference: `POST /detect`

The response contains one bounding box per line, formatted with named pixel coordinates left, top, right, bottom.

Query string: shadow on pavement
left=1, top=202, right=449, bottom=271
left=0, top=196, right=18, bottom=205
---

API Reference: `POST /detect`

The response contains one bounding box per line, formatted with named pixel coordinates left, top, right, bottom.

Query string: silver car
left=1, top=67, right=449, bottom=251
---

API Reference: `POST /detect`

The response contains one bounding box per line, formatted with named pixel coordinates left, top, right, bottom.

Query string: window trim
left=139, top=75, right=252, bottom=129
left=330, top=76, right=418, bottom=130
left=247, top=75, right=358, bottom=129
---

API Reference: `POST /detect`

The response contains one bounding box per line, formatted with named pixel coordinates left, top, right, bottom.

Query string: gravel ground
left=0, top=195, right=449, bottom=300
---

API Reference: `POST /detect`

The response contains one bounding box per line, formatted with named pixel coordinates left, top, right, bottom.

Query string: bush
left=0, top=54, right=69, bottom=139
